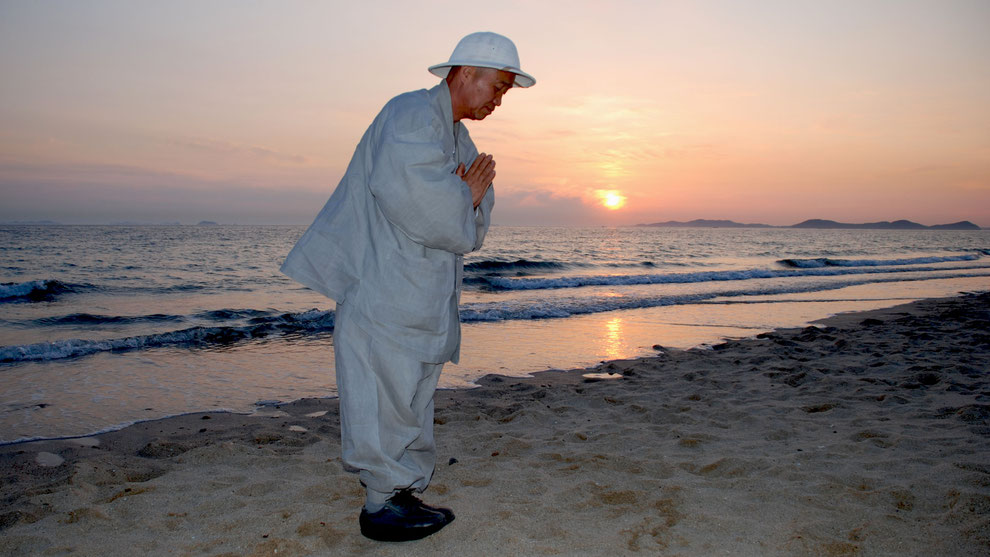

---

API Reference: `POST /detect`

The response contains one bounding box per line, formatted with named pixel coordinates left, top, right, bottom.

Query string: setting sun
left=596, top=190, right=627, bottom=210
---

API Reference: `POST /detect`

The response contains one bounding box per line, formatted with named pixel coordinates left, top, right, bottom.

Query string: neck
left=450, top=102, right=466, bottom=123
left=447, top=79, right=467, bottom=123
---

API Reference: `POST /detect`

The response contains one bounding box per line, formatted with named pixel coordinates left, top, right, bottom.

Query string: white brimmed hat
left=428, top=32, right=535, bottom=88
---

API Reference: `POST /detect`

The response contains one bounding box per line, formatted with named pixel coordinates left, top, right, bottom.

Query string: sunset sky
left=2, top=1, right=988, bottom=227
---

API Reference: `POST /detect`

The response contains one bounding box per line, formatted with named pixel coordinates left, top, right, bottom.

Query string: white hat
left=429, top=32, right=535, bottom=88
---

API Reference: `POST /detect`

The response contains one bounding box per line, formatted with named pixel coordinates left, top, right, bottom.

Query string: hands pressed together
left=456, top=153, right=495, bottom=209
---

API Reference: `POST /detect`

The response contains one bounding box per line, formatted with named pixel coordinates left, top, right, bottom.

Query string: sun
left=603, top=192, right=624, bottom=209
left=596, top=189, right=627, bottom=210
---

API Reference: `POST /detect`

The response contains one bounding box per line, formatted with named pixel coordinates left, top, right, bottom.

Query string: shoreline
left=2, top=292, right=988, bottom=555
left=0, top=292, right=938, bottom=448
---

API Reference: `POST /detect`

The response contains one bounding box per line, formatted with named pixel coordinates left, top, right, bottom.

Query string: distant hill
left=636, top=219, right=775, bottom=228
left=790, top=219, right=981, bottom=230
left=637, top=219, right=983, bottom=230
left=923, top=221, right=982, bottom=230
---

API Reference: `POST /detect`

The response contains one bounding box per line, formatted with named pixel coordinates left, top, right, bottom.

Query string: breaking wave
left=464, top=259, right=567, bottom=273
left=1, top=309, right=334, bottom=364
left=475, top=262, right=987, bottom=291
left=0, top=280, right=82, bottom=302
left=459, top=270, right=990, bottom=322
left=778, top=254, right=979, bottom=268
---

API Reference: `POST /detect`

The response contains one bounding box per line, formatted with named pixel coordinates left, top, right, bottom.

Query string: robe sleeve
left=368, top=117, right=482, bottom=255
left=473, top=185, right=495, bottom=251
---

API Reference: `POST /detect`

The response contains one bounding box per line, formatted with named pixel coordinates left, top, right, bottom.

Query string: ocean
left=2, top=224, right=988, bottom=444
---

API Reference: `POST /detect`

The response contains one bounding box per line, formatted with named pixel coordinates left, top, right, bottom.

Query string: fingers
left=459, top=153, right=496, bottom=206
left=471, top=167, right=495, bottom=187
left=472, top=152, right=494, bottom=168
left=467, top=153, right=495, bottom=182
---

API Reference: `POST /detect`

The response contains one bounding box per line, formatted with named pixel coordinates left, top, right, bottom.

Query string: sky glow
left=1, top=1, right=988, bottom=226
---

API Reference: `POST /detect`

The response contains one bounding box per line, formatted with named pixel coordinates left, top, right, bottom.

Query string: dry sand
left=2, top=292, right=988, bottom=556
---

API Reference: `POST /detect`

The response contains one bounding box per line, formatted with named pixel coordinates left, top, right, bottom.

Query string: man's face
left=462, top=68, right=515, bottom=120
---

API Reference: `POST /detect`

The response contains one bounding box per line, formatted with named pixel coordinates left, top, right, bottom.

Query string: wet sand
left=2, top=292, right=988, bottom=556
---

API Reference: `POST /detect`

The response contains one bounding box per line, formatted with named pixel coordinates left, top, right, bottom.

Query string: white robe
left=280, top=81, right=494, bottom=364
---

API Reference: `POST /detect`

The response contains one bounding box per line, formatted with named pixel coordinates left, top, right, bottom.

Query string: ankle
left=365, top=488, right=391, bottom=513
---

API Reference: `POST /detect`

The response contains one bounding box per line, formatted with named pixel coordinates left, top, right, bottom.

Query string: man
left=280, top=32, right=535, bottom=542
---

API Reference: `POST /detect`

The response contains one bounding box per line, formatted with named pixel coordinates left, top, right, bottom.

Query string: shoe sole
left=359, top=515, right=452, bottom=542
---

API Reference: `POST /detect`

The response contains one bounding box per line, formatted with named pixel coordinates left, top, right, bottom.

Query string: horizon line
left=2, top=219, right=987, bottom=229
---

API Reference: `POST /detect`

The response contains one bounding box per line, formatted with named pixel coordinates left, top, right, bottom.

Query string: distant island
left=0, top=220, right=62, bottom=225
left=637, top=219, right=983, bottom=230
left=110, top=221, right=182, bottom=226
left=637, top=219, right=775, bottom=229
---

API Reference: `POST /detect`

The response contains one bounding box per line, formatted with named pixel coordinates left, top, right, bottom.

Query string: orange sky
left=1, top=1, right=988, bottom=226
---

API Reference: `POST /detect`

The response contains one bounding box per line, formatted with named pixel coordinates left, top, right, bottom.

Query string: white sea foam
left=0, top=280, right=48, bottom=298
left=480, top=261, right=987, bottom=291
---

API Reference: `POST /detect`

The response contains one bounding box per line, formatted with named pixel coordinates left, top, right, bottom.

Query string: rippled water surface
left=2, top=225, right=988, bottom=442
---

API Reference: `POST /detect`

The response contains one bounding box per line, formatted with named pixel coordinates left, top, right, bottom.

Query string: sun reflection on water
left=603, top=316, right=625, bottom=361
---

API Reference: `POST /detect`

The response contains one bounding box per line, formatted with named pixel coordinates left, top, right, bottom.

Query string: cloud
left=0, top=161, right=331, bottom=224
left=492, top=188, right=599, bottom=226
left=0, top=160, right=192, bottom=184
left=170, top=136, right=310, bottom=165
left=0, top=159, right=330, bottom=189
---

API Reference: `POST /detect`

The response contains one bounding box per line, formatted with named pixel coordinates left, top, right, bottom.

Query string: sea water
left=2, top=224, right=988, bottom=443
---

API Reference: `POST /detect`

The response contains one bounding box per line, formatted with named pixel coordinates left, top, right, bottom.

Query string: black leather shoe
left=391, top=490, right=455, bottom=523
left=359, top=492, right=454, bottom=542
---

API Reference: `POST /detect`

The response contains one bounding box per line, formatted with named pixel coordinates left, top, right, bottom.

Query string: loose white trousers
left=333, top=302, right=443, bottom=499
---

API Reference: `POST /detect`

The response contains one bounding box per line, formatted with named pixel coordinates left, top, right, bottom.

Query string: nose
left=494, top=92, right=503, bottom=107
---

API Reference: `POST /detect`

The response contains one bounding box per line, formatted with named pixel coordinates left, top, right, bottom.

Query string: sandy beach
left=2, top=292, right=988, bottom=556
